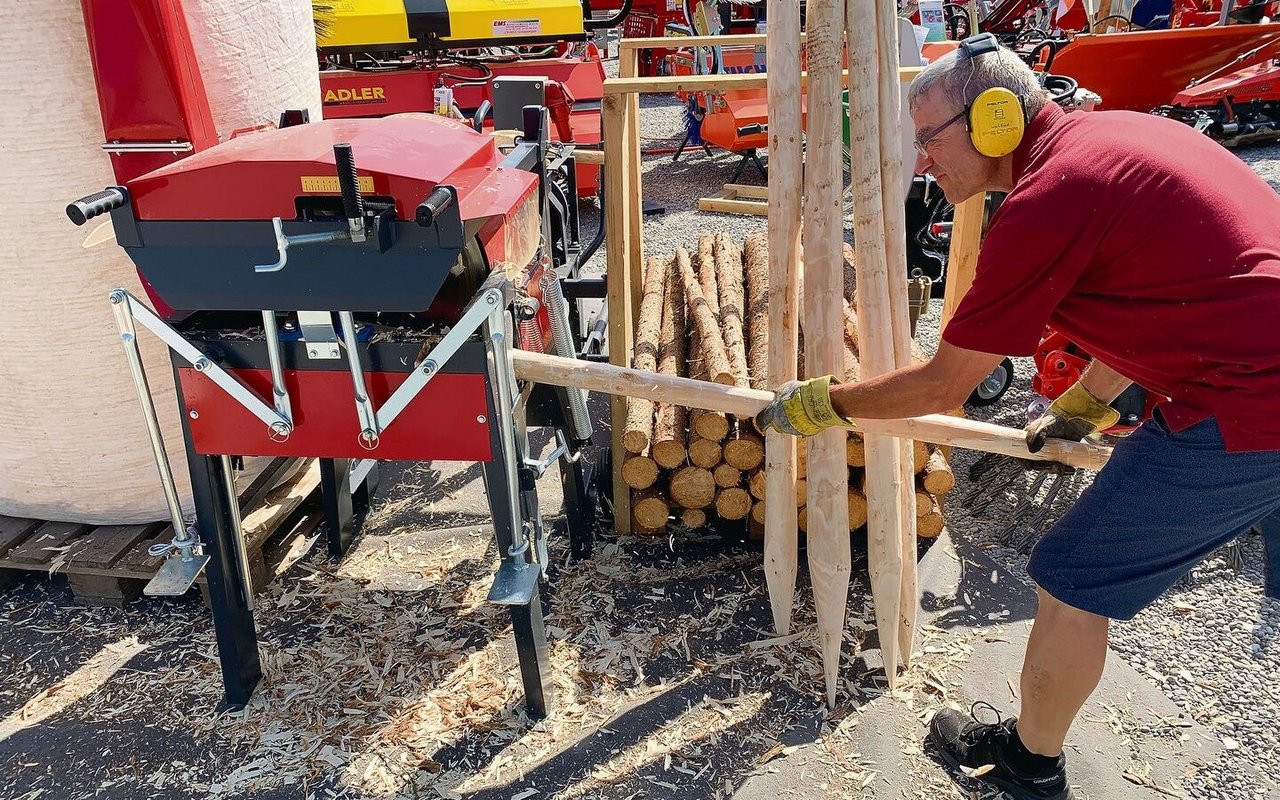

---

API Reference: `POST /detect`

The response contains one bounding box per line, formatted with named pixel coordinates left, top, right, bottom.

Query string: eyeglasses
left=912, top=110, right=966, bottom=156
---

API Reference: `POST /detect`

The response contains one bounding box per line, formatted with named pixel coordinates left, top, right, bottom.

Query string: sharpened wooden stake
left=847, top=0, right=906, bottom=688
left=804, top=0, right=851, bottom=709
left=875, top=0, right=922, bottom=670
left=764, top=0, right=803, bottom=639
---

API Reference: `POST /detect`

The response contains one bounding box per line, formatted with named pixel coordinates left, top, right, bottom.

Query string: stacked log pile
left=622, top=232, right=955, bottom=537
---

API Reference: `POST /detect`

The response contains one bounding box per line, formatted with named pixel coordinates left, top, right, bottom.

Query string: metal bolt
left=421, top=362, right=434, bottom=374
left=189, top=410, right=199, bottom=419
left=477, top=415, right=487, bottom=424
left=109, top=290, right=125, bottom=304
left=308, top=348, right=318, bottom=358
left=193, top=357, right=211, bottom=372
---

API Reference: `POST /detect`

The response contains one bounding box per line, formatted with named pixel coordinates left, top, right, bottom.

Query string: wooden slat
left=67, top=524, right=163, bottom=570
left=602, top=67, right=924, bottom=96
left=0, top=517, right=41, bottom=559
left=6, top=522, right=93, bottom=566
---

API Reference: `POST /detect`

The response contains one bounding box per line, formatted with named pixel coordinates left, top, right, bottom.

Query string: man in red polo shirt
left=756, top=33, right=1280, bottom=800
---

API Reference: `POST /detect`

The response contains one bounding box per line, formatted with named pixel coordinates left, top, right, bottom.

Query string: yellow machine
left=314, top=0, right=588, bottom=51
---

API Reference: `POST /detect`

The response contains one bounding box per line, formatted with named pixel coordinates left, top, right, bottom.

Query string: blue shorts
left=1027, top=411, right=1280, bottom=620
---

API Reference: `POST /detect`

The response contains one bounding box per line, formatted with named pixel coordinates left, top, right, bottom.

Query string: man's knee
left=1033, top=584, right=1111, bottom=631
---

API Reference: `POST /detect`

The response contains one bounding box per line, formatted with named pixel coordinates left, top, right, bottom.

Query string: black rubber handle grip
left=416, top=186, right=456, bottom=227
left=66, top=187, right=127, bottom=226
left=333, top=143, right=364, bottom=221
left=737, top=124, right=766, bottom=136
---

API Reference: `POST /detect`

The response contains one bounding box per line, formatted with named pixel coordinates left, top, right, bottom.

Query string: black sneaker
left=928, top=702, right=1074, bottom=800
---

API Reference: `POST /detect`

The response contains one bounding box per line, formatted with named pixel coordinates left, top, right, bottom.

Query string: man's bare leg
left=1015, top=587, right=1111, bottom=756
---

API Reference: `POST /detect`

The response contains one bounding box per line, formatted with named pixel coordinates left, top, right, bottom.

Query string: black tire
left=966, top=357, right=1015, bottom=408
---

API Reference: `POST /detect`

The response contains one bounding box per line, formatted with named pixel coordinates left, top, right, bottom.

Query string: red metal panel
left=80, top=0, right=218, bottom=184
left=127, top=116, right=538, bottom=223
left=1050, top=25, right=1280, bottom=112
left=178, top=368, right=493, bottom=461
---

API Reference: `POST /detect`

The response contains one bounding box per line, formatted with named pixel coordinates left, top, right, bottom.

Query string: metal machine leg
left=558, top=443, right=595, bottom=559
left=482, top=456, right=552, bottom=718
left=482, top=303, right=553, bottom=718
left=185, top=449, right=262, bottom=709
left=320, top=458, right=355, bottom=559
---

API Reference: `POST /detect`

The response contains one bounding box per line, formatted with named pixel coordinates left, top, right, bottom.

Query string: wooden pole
left=804, top=0, right=851, bottom=709
left=847, top=0, right=906, bottom=687
left=941, top=193, right=987, bottom=327
left=764, top=0, right=803, bottom=638
left=603, top=92, right=635, bottom=534
left=509, top=351, right=1113, bottom=469
left=875, top=0, right=921, bottom=673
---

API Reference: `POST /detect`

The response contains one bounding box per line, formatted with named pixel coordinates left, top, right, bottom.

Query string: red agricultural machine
left=69, top=0, right=606, bottom=718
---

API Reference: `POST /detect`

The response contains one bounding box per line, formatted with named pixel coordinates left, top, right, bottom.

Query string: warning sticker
left=493, top=18, right=540, bottom=35
left=300, top=176, right=375, bottom=193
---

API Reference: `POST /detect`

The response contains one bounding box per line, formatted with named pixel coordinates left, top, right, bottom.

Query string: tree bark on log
left=623, top=256, right=670, bottom=454
left=744, top=231, right=771, bottom=390
left=652, top=257, right=688, bottom=469
left=677, top=245, right=735, bottom=385
left=715, top=232, right=751, bottom=390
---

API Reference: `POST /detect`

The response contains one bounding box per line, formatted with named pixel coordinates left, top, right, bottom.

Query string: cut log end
left=670, top=466, right=716, bottom=510
left=715, top=487, right=752, bottom=521
left=622, top=455, right=659, bottom=490
left=632, top=490, right=671, bottom=530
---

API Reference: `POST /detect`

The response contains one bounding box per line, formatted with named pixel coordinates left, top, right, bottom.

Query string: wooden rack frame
left=602, top=34, right=933, bottom=533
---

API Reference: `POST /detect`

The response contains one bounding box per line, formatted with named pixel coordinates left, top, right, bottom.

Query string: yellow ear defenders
left=958, top=33, right=1029, bottom=158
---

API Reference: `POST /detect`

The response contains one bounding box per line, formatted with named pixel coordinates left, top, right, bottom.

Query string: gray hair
left=907, top=43, right=1049, bottom=119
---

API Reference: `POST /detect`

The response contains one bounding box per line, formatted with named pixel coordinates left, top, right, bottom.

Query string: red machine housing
left=106, top=112, right=557, bottom=460
left=611, top=0, right=760, bottom=77
left=318, top=49, right=606, bottom=198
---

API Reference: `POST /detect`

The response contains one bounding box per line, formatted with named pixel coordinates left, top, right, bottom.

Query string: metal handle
left=67, top=187, right=127, bottom=226
left=334, top=143, right=367, bottom=243
left=416, top=186, right=457, bottom=227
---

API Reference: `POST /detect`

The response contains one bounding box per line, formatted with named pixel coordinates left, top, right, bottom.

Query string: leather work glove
left=1025, top=382, right=1121, bottom=453
left=754, top=375, right=851, bottom=437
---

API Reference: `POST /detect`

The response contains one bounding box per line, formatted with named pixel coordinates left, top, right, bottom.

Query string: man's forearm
left=1079, top=359, right=1132, bottom=404
left=828, top=362, right=966, bottom=421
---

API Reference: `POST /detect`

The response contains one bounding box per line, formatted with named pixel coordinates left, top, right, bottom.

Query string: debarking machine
left=68, top=0, right=603, bottom=717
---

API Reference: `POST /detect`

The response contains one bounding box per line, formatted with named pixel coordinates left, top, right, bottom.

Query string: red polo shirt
left=943, top=103, right=1280, bottom=452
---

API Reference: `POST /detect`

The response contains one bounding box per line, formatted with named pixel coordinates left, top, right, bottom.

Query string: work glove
left=754, top=375, right=850, bottom=437
left=1024, top=382, right=1121, bottom=453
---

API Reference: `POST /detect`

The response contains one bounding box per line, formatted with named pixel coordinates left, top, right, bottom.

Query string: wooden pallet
left=0, top=458, right=322, bottom=608
left=697, top=184, right=769, bottom=216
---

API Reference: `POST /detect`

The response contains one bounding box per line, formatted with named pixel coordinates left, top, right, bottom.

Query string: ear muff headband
left=957, top=33, right=1030, bottom=158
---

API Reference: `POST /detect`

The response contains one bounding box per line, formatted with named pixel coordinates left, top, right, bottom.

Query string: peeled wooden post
left=876, top=0, right=921, bottom=672
left=847, top=0, right=907, bottom=687
left=804, top=0, right=851, bottom=709
left=763, top=0, right=803, bottom=639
